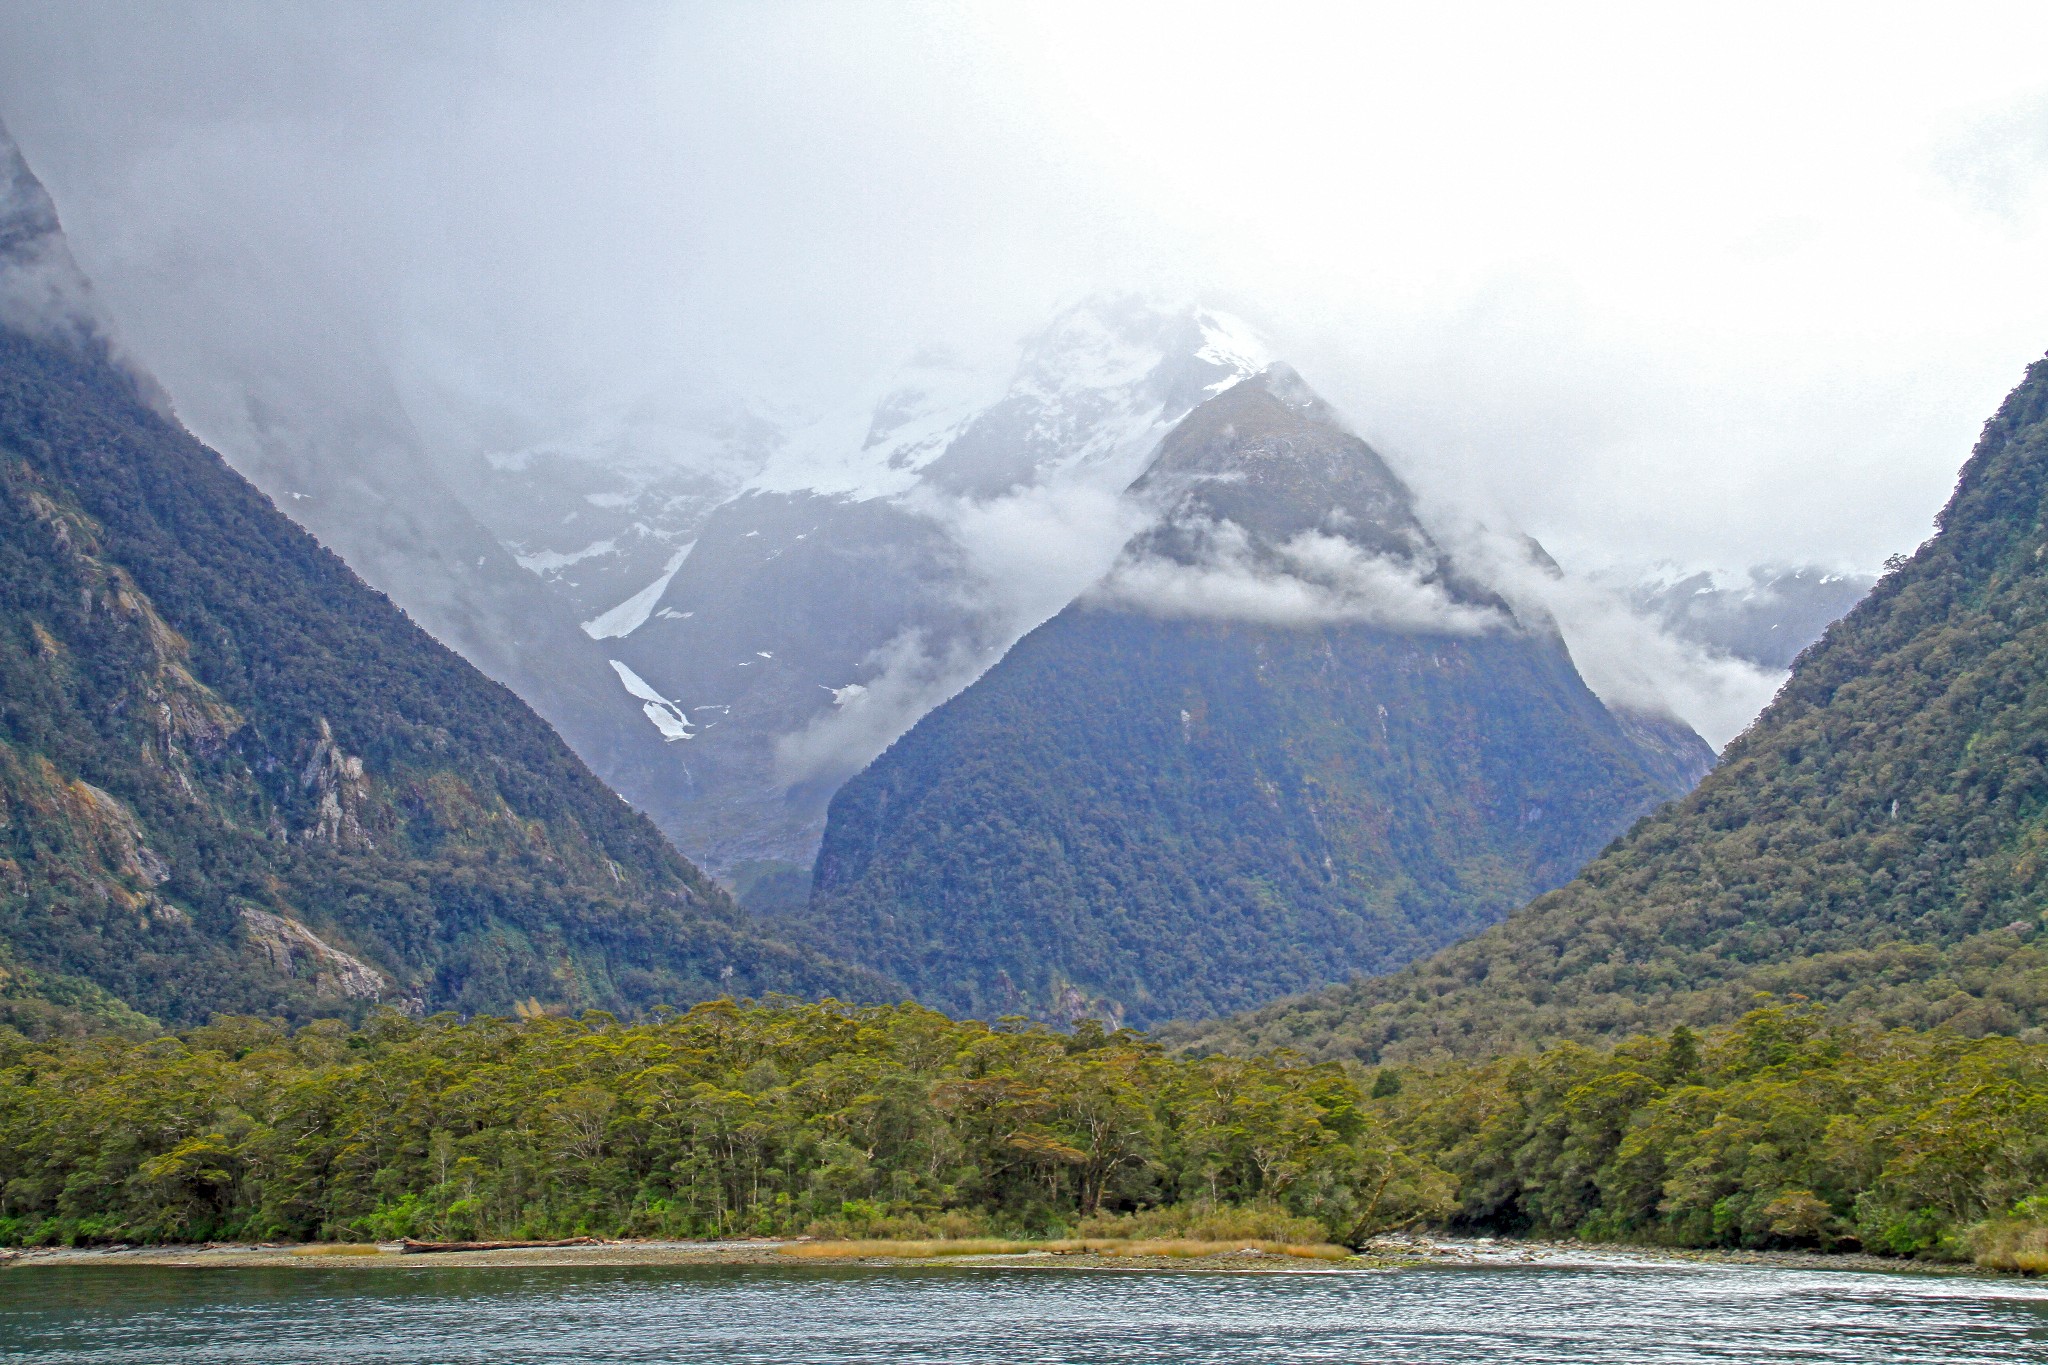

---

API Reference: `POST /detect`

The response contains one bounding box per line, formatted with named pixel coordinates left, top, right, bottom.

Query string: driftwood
left=399, top=1237, right=601, bottom=1254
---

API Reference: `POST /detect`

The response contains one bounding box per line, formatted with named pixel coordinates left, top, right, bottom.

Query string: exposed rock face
left=300, top=718, right=373, bottom=849
left=237, top=906, right=388, bottom=1001
left=67, top=781, right=170, bottom=886
left=59, top=778, right=172, bottom=912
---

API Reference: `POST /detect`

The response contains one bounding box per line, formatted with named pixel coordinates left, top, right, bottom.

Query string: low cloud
left=772, top=628, right=988, bottom=790
left=1089, top=517, right=1506, bottom=634
left=936, top=480, right=1146, bottom=632
left=764, top=483, right=1143, bottom=795
left=1437, top=518, right=1786, bottom=749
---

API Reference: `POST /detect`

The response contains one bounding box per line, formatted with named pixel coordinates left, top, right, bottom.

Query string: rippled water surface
left=3, top=1260, right=2046, bottom=1363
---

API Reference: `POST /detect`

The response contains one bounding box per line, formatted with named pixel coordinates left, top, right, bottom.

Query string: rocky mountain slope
left=1169, top=352, right=2048, bottom=1062
left=0, top=125, right=877, bottom=1033
left=789, top=368, right=1714, bottom=1026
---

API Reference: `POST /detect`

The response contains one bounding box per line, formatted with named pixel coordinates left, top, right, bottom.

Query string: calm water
left=2, top=1260, right=2045, bottom=1364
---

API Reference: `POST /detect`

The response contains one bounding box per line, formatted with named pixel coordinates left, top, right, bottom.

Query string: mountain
left=1625, top=564, right=1877, bottom=669
left=581, top=299, right=1276, bottom=873
left=788, top=367, right=1714, bottom=1027
left=0, top=124, right=877, bottom=1034
left=47, top=165, right=1849, bottom=894
left=96, top=262, right=1277, bottom=874
left=1168, top=352, right=2048, bottom=1062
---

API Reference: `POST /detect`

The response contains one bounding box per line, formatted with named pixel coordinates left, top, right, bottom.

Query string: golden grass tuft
left=782, top=1238, right=1033, bottom=1260
left=1074, top=1202, right=1326, bottom=1245
left=1970, top=1218, right=2048, bottom=1273
left=289, top=1243, right=386, bottom=1257
left=780, top=1236, right=1349, bottom=1261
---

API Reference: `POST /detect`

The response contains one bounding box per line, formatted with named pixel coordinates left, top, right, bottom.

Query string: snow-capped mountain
left=124, top=285, right=1274, bottom=875
left=115, top=251, right=1853, bottom=888
left=795, top=366, right=1716, bottom=1025
left=577, top=296, right=1275, bottom=871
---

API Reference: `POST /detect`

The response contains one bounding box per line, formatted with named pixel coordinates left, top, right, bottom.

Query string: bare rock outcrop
left=300, top=718, right=374, bottom=848
left=238, top=906, right=387, bottom=1001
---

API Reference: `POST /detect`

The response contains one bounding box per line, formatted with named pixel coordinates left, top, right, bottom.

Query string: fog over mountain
left=798, top=365, right=1717, bottom=1025
left=2, top=3, right=2045, bottom=872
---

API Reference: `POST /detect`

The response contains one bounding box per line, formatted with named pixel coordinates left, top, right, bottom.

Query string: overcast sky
left=3, top=0, right=2048, bottom=576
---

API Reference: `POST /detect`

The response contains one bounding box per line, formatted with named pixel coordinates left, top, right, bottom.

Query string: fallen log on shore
left=399, top=1237, right=602, bottom=1254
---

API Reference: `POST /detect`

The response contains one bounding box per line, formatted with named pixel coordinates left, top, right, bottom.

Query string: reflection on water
left=2, top=1261, right=2046, bottom=1364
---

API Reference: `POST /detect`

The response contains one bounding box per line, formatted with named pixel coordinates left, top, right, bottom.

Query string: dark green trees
left=0, top=1001, right=1444, bottom=1246
left=1177, top=352, right=2048, bottom=1063
left=795, top=371, right=1710, bottom=1026
left=0, top=287, right=875, bottom=1032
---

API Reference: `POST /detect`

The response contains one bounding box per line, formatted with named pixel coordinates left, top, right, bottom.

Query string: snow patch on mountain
left=1194, top=311, right=1272, bottom=389
left=514, top=537, right=618, bottom=575
left=749, top=348, right=1006, bottom=499
left=608, top=659, right=694, bottom=741
left=583, top=542, right=696, bottom=639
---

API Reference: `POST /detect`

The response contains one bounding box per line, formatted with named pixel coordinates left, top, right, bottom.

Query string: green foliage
left=0, top=324, right=877, bottom=1029
left=795, top=377, right=1708, bottom=1027
left=4, top=996, right=2044, bottom=1272
left=1373, top=1001, right=2048, bottom=1264
left=0, top=998, right=1445, bottom=1247
left=799, top=381, right=1700, bottom=1027
left=1175, top=353, right=2048, bottom=1061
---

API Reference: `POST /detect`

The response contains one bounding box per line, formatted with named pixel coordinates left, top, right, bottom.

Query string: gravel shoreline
left=0, top=1233, right=2009, bottom=1278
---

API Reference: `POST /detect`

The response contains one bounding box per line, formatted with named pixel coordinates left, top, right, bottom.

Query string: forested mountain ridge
left=1169, top=352, right=2048, bottom=1063
left=0, top=137, right=881, bottom=1033
left=792, top=369, right=1712, bottom=1027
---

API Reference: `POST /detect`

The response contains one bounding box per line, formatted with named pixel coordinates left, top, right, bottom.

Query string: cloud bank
left=1091, top=517, right=1505, bottom=634
left=0, top=1, right=2036, bottom=762
left=0, top=3, right=2044, bottom=578
left=773, top=628, right=989, bottom=791
left=1433, top=517, right=1789, bottom=749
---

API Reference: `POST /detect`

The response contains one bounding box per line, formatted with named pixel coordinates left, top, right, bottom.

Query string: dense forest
left=1384, top=999, right=2048, bottom=1269
left=0, top=1000, right=1447, bottom=1249
left=0, top=315, right=879, bottom=1032
left=1172, top=353, right=2048, bottom=1063
left=0, top=998, right=2042, bottom=1273
left=797, top=372, right=1708, bottom=1027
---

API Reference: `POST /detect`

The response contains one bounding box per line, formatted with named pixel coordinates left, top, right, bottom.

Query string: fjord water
left=3, top=1263, right=2045, bottom=1364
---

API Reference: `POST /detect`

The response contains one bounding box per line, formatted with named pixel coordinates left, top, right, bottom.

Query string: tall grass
left=1073, top=1202, right=1326, bottom=1244
left=781, top=1237, right=1350, bottom=1261
left=1971, top=1218, right=2048, bottom=1273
